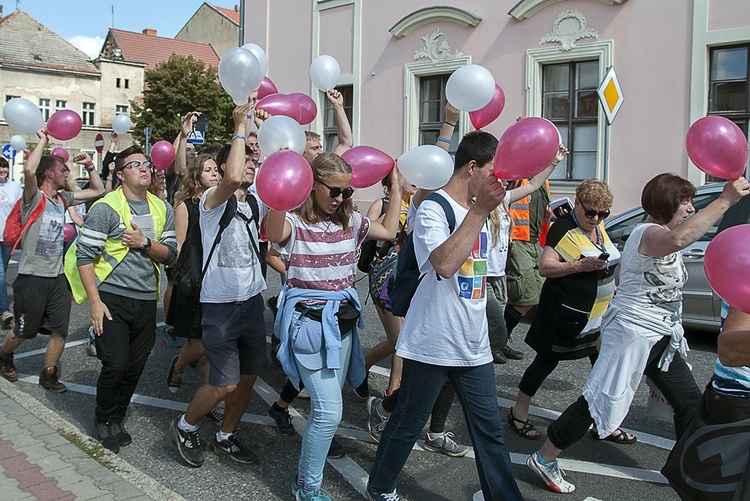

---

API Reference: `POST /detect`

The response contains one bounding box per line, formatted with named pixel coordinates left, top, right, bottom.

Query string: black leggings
left=518, top=353, right=597, bottom=397
left=382, top=381, right=456, bottom=434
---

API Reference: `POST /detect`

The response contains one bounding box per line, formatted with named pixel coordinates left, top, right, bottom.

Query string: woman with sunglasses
left=266, top=152, right=402, bottom=501
left=508, top=179, right=628, bottom=443
left=526, top=173, right=750, bottom=494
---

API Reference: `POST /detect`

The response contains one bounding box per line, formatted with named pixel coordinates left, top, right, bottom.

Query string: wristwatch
left=141, top=237, right=152, bottom=252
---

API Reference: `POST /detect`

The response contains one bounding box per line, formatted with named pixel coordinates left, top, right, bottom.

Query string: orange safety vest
left=509, top=179, right=551, bottom=246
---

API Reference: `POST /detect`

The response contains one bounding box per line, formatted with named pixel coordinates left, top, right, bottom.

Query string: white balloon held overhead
left=258, top=115, right=307, bottom=155
left=241, top=43, right=268, bottom=78
left=310, top=55, right=340, bottom=91
left=111, top=114, right=132, bottom=135
left=9, top=135, right=26, bottom=151
left=397, top=145, right=454, bottom=190
left=219, top=47, right=263, bottom=106
left=3, top=97, right=45, bottom=134
left=445, top=65, right=496, bottom=112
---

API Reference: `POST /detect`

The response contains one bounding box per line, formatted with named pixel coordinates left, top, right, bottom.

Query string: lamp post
left=144, top=126, right=153, bottom=156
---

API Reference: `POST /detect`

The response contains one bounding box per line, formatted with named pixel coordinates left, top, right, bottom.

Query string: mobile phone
left=598, top=252, right=610, bottom=260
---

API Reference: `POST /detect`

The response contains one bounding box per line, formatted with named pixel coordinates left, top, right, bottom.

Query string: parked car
left=605, top=183, right=750, bottom=332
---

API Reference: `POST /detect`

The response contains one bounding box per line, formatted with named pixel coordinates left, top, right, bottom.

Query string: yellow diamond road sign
left=598, top=66, right=623, bottom=125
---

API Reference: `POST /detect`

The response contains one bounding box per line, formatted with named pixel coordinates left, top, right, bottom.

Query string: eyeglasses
left=579, top=201, right=610, bottom=220
left=123, top=160, right=152, bottom=170
left=316, top=179, right=354, bottom=200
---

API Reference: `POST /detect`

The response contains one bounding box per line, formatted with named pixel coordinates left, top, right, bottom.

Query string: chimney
left=142, top=28, right=157, bottom=36
left=235, top=4, right=239, bottom=11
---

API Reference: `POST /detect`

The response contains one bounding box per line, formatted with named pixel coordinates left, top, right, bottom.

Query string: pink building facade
left=244, top=0, right=750, bottom=212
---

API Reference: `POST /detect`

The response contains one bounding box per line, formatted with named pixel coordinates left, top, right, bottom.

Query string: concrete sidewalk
left=0, top=378, right=185, bottom=501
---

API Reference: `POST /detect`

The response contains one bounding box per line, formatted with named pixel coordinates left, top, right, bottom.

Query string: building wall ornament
left=413, top=29, right=463, bottom=65
left=509, top=0, right=626, bottom=21
left=539, top=10, right=599, bottom=51
left=390, top=6, right=481, bottom=38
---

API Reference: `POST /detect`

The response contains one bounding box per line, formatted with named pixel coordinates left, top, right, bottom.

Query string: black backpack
left=387, top=193, right=455, bottom=317
left=357, top=197, right=389, bottom=273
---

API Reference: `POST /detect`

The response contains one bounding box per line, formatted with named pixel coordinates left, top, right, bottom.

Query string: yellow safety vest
left=65, top=189, right=167, bottom=304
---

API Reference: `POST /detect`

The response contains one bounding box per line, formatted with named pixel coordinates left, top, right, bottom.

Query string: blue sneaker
left=162, top=326, right=182, bottom=348
left=296, top=488, right=331, bottom=501
left=292, top=474, right=304, bottom=497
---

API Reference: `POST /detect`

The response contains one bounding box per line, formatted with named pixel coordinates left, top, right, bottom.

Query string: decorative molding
left=390, top=6, right=481, bottom=39
left=539, top=10, right=599, bottom=51
left=509, top=0, right=627, bottom=21
left=413, top=29, right=462, bottom=65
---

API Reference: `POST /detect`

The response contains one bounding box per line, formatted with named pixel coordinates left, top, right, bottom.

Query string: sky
left=6, top=0, right=239, bottom=57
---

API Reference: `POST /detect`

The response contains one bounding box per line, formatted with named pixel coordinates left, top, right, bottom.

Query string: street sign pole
left=144, top=127, right=153, bottom=156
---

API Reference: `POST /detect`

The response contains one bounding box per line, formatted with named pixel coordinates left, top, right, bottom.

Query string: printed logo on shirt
left=457, top=232, right=488, bottom=299
left=35, top=204, right=64, bottom=258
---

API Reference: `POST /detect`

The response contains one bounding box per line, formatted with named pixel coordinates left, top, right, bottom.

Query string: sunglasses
left=579, top=201, right=610, bottom=220
left=316, top=179, right=354, bottom=200
left=122, top=160, right=153, bottom=170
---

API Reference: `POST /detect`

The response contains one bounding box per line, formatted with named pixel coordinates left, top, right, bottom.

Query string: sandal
left=590, top=427, right=637, bottom=444
left=507, top=407, right=541, bottom=440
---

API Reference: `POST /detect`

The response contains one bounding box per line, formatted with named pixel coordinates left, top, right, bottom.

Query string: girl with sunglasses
left=266, top=152, right=402, bottom=501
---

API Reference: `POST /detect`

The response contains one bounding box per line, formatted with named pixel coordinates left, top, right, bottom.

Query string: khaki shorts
left=506, top=240, right=544, bottom=307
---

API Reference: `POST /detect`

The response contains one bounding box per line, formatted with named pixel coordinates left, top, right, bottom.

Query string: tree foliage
left=130, top=54, right=234, bottom=148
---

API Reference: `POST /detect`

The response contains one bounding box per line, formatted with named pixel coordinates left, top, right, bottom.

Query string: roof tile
left=108, top=28, right=220, bottom=71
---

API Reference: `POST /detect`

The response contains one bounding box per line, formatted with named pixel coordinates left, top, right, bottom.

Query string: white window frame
left=526, top=40, right=613, bottom=192
left=82, top=102, right=96, bottom=126
left=55, top=100, right=67, bottom=111
left=403, top=56, right=470, bottom=153
left=39, top=98, right=51, bottom=121
left=115, top=104, right=129, bottom=115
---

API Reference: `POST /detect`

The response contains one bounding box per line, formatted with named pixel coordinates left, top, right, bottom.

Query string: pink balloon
left=342, top=146, right=395, bottom=189
left=63, top=223, right=76, bottom=243
left=705, top=224, right=750, bottom=314
left=256, top=94, right=302, bottom=123
left=255, top=150, right=313, bottom=211
left=493, top=118, right=560, bottom=180
left=46, top=109, right=82, bottom=141
left=257, top=77, right=278, bottom=100
left=150, top=140, right=175, bottom=170
left=289, top=92, right=318, bottom=125
left=686, top=116, right=748, bottom=180
left=50, top=147, right=69, bottom=163
left=469, top=84, right=506, bottom=130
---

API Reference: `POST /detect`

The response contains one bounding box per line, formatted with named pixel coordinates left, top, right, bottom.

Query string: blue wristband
left=437, top=137, right=451, bottom=145
left=232, top=134, right=246, bottom=141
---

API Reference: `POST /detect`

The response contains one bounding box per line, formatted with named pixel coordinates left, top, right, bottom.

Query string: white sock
left=427, top=431, right=444, bottom=441
left=179, top=415, right=198, bottom=432
left=216, top=430, right=234, bottom=442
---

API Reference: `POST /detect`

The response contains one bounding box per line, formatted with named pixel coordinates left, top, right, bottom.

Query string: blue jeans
left=0, top=246, right=12, bottom=313
left=295, top=326, right=353, bottom=491
left=368, top=359, right=522, bottom=501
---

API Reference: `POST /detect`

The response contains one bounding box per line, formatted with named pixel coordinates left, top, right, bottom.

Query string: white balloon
left=2, top=98, right=45, bottom=134
left=241, top=43, right=268, bottom=77
left=219, top=47, right=263, bottom=104
left=9, top=135, right=26, bottom=151
left=445, top=65, right=496, bottom=112
left=258, top=115, right=306, bottom=155
left=397, top=145, right=454, bottom=190
left=310, top=55, right=340, bottom=91
left=112, top=114, right=132, bottom=135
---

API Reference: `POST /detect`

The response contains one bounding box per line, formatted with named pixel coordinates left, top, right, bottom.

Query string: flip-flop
left=590, top=427, right=637, bottom=444
left=507, top=407, right=541, bottom=440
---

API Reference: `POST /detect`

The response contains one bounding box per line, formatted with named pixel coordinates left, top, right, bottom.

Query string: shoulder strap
left=200, top=195, right=239, bottom=280
left=246, top=193, right=260, bottom=230
left=424, top=192, right=456, bottom=233
left=380, top=197, right=389, bottom=217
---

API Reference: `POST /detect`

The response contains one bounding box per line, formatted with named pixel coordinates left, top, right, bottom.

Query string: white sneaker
left=526, top=452, right=575, bottom=493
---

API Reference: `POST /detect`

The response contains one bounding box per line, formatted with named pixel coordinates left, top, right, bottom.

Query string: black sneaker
left=366, top=485, right=402, bottom=501
left=166, top=355, right=182, bottom=393
left=112, top=421, right=132, bottom=447
left=353, top=374, right=370, bottom=401
left=212, top=433, right=257, bottom=464
left=206, top=406, right=224, bottom=424
left=327, top=437, right=346, bottom=459
left=268, top=403, right=294, bottom=436
left=94, top=420, right=120, bottom=454
left=170, top=416, right=204, bottom=467
left=502, top=345, right=524, bottom=360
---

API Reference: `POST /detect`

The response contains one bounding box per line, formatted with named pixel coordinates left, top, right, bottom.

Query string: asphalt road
left=3, top=260, right=720, bottom=501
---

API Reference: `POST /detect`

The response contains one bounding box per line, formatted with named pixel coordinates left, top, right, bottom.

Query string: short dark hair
left=216, top=143, right=253, bottom=177
left=0, top=157, right=8, bottom=169
left=641, top=173, right=696, bottom=225
left=454, top=130, right=498, bottom=171
left=35, top=155, right=65, bottom=186
left=114, top=144, right=145, bottom=173
left=247, top=131, right=258, bottom=139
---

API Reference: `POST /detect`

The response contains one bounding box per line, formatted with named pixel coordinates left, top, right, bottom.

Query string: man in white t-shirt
left=0, top=157, right=22, bottom=328
left=367, top=131, right=523, bottom=501
left=171, top=104, right=267, bottom=468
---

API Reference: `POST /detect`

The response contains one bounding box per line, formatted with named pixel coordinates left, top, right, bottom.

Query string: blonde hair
left=488, top=201, right=513, bottom=248
left=296, top=152, right=353, bottom=231
left=576, top=179, right=613, bottom=208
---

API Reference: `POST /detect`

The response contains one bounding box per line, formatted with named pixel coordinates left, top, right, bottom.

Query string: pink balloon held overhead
left=469, top=84, right=506, bottom=130
left=50, top=147, right=69, bottom=163
left=257, top=77, right=278, bottom=100
left=255, top=150, right=314, bottom=211
left=46, top=109, right=82, bottom=141
left=150, top=140, right=176, bottom=170
left=342, top=146, right=395, bottom=188
left=686, top=116, right=748, bottom=180
left=256, top=94, right=303, bottom=123
left=704, top=224, right=750, bottom=314
left=289, top=93, right=317, bottom=125
left=493, top=117, right=560, bottom=180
